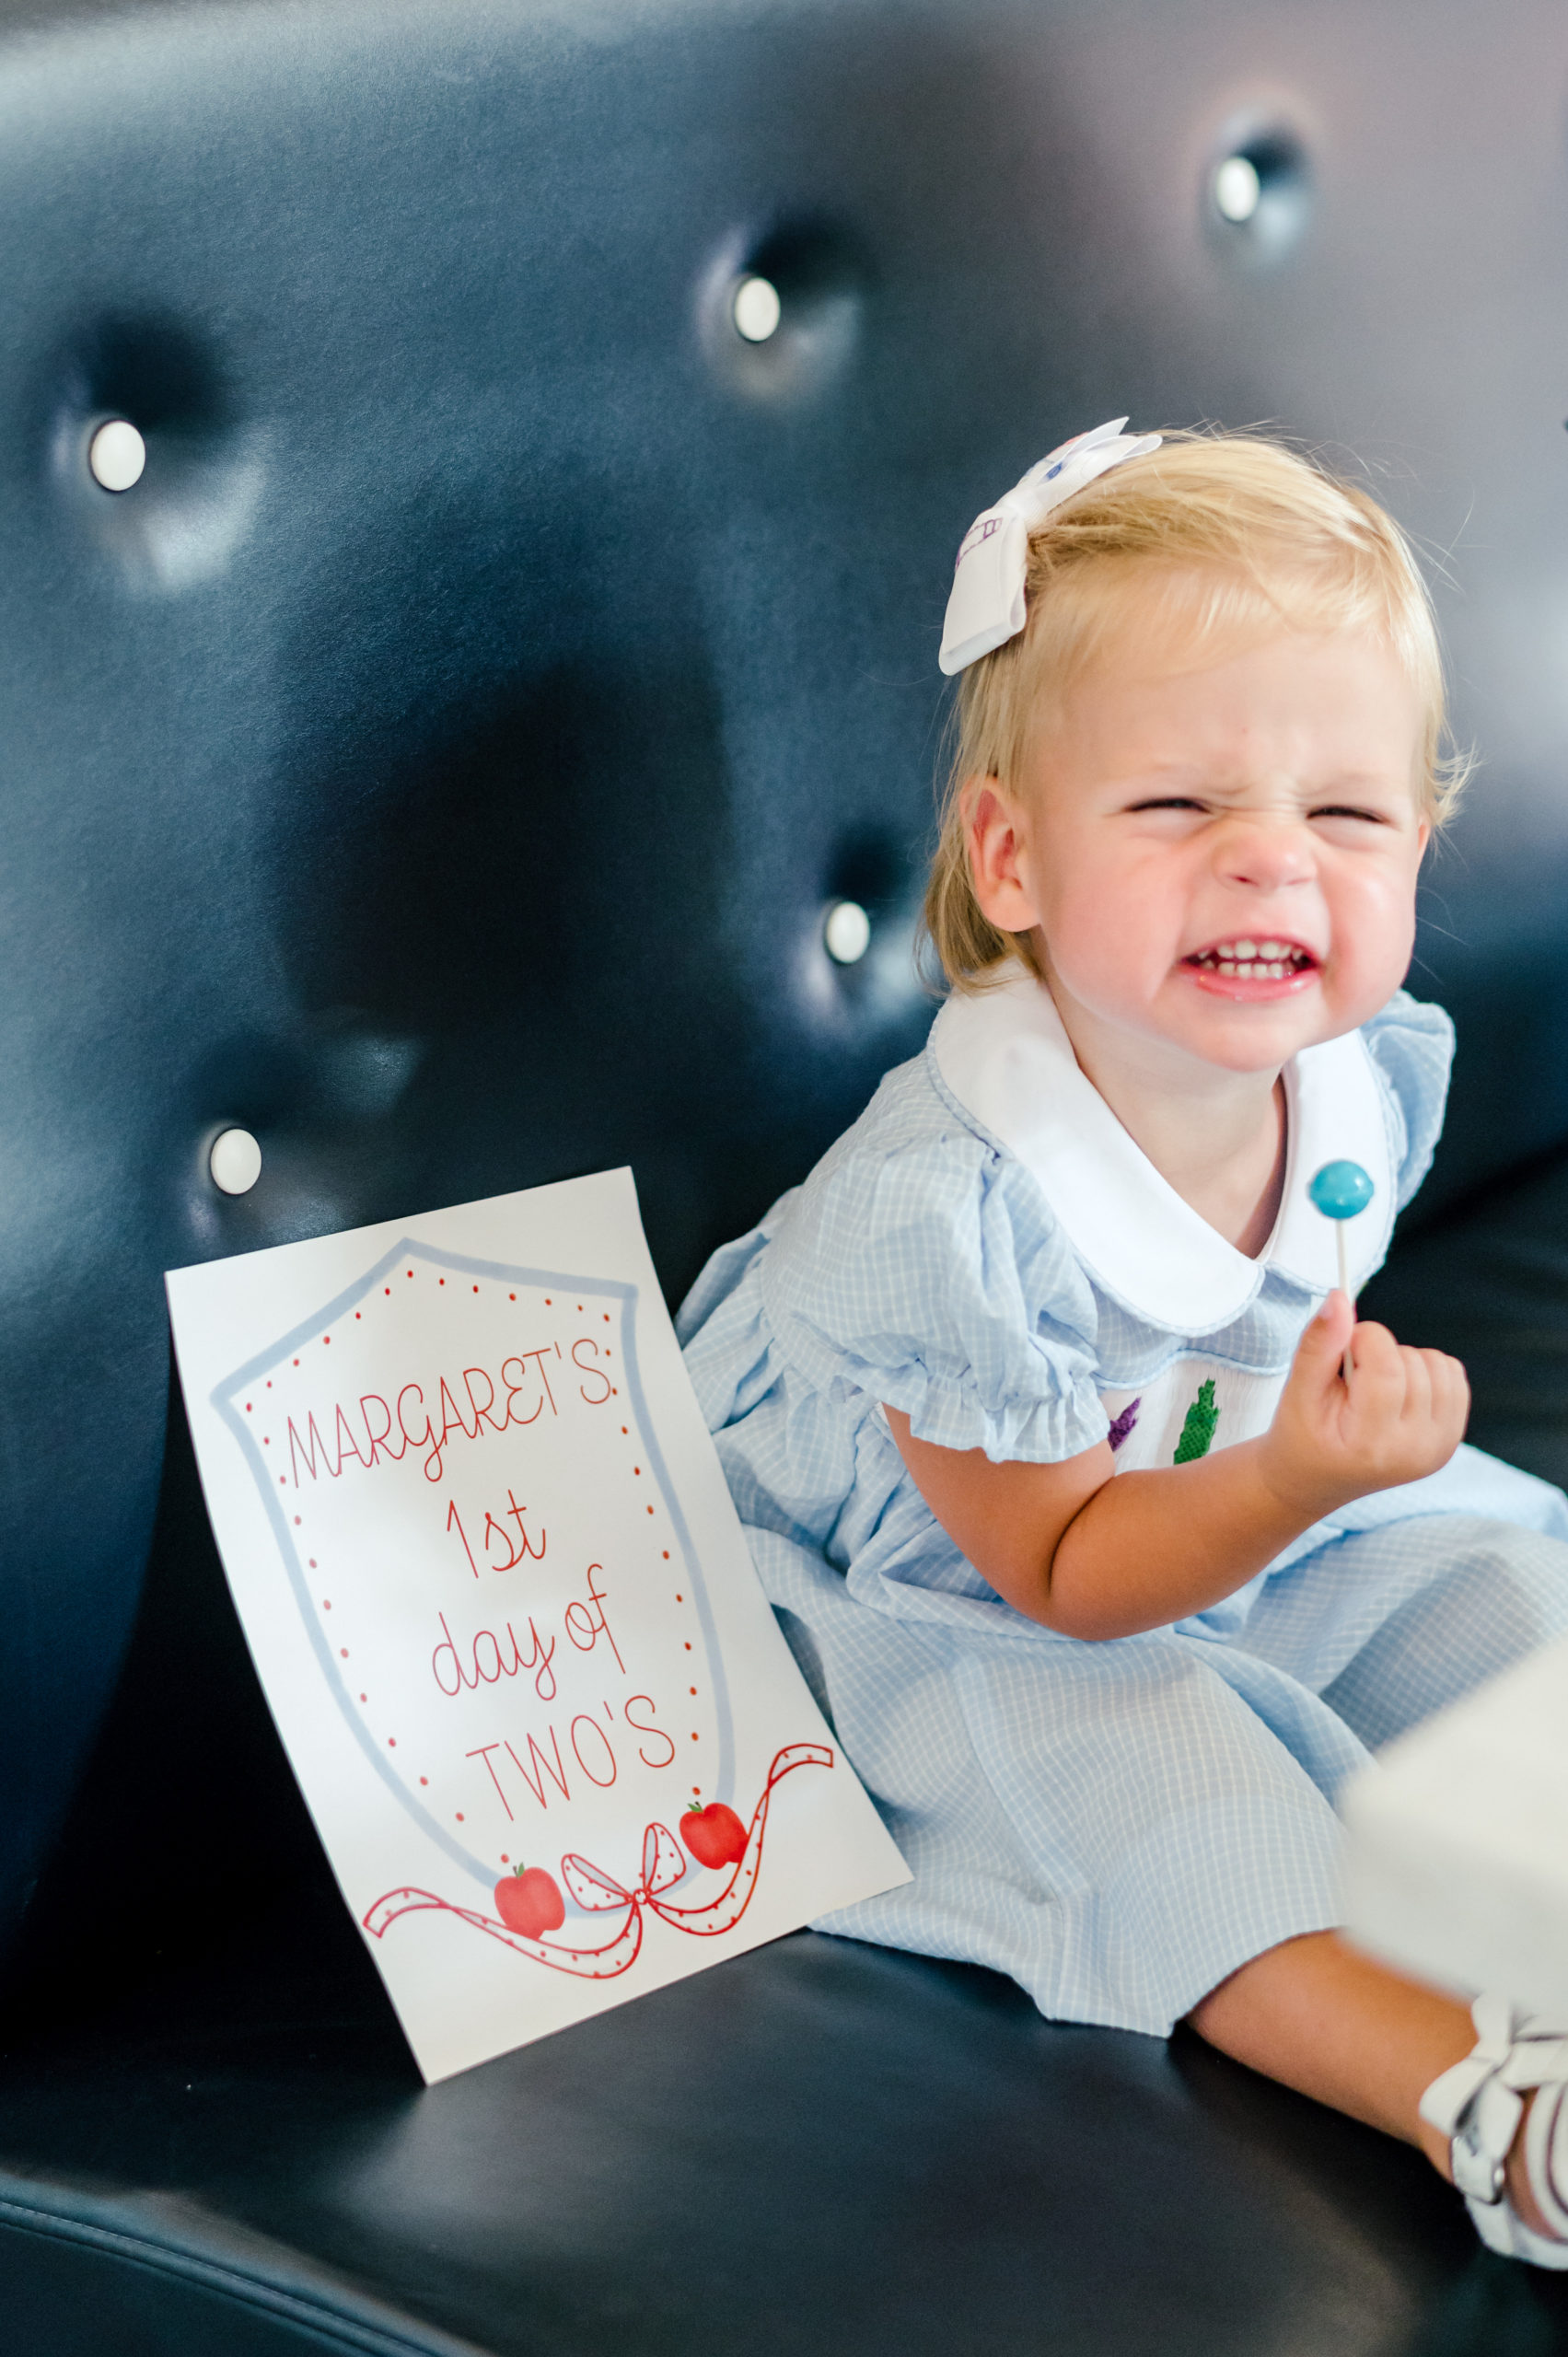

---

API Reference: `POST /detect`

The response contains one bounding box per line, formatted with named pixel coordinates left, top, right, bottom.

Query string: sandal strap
left=1420, top=1995, right=1568, bottom=2228
left=1419, top=1995, right=1526, bottom=2203
left=1527, top=2082, right=1568, bottom=2242
left=1469, top=2185, right=1568, bottom=2270
left=1501, top=2033, right=1568, bottom=2091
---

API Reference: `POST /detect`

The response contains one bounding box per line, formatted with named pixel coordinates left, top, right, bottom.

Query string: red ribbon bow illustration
left=364, top=1741, right=831, bottom=1980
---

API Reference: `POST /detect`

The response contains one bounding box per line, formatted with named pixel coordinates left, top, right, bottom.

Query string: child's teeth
left=1192, top=943, right=1308, bottom=978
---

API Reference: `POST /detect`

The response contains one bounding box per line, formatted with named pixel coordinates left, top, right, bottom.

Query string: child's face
left=968, top=611, right=1430, bottom=1077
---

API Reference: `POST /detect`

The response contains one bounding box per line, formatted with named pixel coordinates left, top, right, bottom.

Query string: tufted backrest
left=4, top=0, right=1567, bottom=1962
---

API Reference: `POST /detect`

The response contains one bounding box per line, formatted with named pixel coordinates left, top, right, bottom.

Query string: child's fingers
left=1422, top=1348, right=1470, bottom=1434
left=1394, top=1345, right=1434, bottom=1428
left=1269, top=1315, right=1469, bottom=1504
left=1290, top=1290, right=1355, bottom=1398
left=1343, top=1318, right=1406, bottom=1415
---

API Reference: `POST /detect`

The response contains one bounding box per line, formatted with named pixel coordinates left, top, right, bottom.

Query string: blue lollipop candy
left=1308, top=1159, right=1374, bottom=1298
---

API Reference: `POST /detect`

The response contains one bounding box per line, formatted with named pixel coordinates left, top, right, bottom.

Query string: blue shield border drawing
left=210, top=1236, right=735, bottom=1903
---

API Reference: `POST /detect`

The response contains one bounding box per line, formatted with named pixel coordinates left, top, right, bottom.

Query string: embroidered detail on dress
left=1107, top=1398, right=1141, bottom=1453
left=1173, top=1379, right=1219, bottom=1463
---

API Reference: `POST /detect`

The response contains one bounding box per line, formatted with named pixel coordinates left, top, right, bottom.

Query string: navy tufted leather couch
left=5, top=1, right=1568, bottom=2348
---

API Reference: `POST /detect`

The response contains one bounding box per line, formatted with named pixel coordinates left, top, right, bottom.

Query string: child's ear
left=964, top=773, right=1042, bottom=933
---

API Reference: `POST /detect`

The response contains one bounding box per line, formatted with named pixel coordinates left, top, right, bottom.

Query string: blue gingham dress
left=678, top=967, right=1568, bottom=2034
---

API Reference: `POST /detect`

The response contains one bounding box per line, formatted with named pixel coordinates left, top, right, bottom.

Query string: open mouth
left=1184, top=936, right=1318, bottom=982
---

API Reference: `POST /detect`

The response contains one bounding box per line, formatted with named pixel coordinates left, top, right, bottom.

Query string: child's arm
left=886, top=1291, right=1469, bottom=1641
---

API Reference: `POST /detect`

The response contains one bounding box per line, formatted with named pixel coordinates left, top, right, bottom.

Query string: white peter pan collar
left=931, top=964, right=1395, bottom=1333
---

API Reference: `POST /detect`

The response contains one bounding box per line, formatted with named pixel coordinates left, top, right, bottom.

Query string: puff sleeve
left=753, top=1125, right=1109, bottom=1464
left=1362, top=989, right=1456, bottom=1210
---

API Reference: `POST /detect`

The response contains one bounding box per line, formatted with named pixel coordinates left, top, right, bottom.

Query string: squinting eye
left=1311, top=806, right=1387, bottom=825
left=1127, top=796, right=1206, bottom=814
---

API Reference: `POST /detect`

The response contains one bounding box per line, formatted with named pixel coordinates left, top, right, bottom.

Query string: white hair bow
left=937, top=417, right=1163, bottom=676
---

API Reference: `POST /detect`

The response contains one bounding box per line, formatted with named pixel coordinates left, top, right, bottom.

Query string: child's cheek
left=1328, top=865, right=1420, bottom=1006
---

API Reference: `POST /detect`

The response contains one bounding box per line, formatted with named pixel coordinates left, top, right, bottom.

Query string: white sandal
left=1419, top=1993, right=1568, bottom=2266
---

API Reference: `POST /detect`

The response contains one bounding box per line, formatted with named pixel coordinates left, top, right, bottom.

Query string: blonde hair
left=923, top=429, right=1466, bottom=992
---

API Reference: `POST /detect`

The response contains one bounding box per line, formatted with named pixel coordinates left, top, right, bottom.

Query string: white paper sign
left=167, top=1168, right=908, bottom=2081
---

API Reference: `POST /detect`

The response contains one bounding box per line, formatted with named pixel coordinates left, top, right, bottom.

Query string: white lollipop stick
left=1308, top=1160, right=1376, bottom=1379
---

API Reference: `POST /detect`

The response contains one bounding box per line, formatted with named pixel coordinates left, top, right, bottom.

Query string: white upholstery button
left=88, top=419, right=146, bottom=492
left=210, top=1127, right=262, bottom=1195
left=1214, top=154, right=1262, bottom=223
left=732, top=274, right=782, bottom=343
left=824, top=900, right=871, bottom=964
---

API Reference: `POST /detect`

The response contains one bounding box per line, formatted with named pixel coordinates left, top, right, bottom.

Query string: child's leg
left=1237, top=1515, right=1568, bottom=1754
left=1188, top=1930, right=1560, bottom=2238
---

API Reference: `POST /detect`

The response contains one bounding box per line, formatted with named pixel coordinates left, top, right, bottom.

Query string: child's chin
left=1173, top=995, right=1329, bottom=1068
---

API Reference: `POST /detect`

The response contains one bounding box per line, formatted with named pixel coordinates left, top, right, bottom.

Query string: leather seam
left=0, top=2192, right=472, bottom=2357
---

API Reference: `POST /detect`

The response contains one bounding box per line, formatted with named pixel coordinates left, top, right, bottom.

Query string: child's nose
left=1214, top=814, right=1316, bottom=892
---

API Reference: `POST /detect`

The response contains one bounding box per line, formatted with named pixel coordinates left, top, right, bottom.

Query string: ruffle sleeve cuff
left=757, top=1133, right=1108, bottom=1465
left=1362, top=989, right=1456, bottom=1211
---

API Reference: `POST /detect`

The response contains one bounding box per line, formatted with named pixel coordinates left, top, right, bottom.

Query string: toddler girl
left=679, top=424, right=1568, bottom=2264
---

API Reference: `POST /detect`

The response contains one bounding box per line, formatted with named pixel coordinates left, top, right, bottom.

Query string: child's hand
left=1259, top=1292, right=1469, bottom=1522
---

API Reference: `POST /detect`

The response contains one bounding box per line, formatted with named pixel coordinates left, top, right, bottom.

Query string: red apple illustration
left=494, top=1864, right=565, bottom=1938
left=680, top=1799, right=748, bottom=1870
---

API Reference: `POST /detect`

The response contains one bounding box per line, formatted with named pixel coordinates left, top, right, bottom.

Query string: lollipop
left=1307, top=1159, right=1375, bottom=1300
